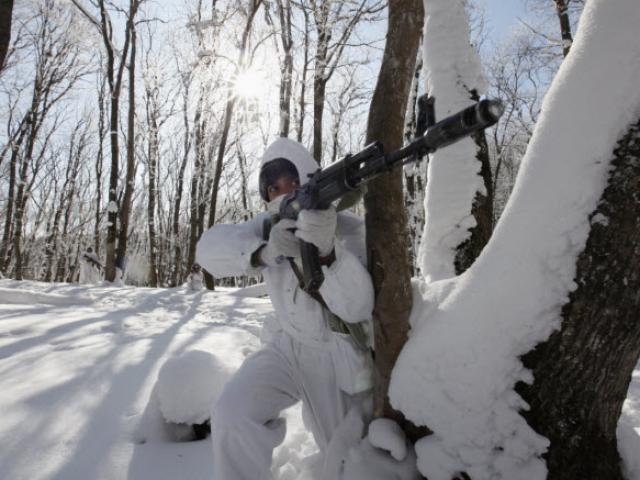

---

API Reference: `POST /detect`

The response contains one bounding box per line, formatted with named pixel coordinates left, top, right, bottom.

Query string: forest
left=0, top=0, right=576, bottom=287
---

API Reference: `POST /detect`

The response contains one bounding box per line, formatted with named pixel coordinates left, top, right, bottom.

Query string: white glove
left=259, top=219, right=300, bottom=266
left=295, top=207, right=337, bottom=256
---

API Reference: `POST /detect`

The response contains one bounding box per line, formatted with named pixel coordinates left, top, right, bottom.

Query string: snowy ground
left=0, top=280, right=317, bottom=480
left=0, top=279, right=639, bottom=480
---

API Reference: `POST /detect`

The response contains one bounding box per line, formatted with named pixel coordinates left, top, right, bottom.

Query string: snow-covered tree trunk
left=403, top=38, right=425, bottom=276
left=364, top=0, right=423, bottom=432
left=517, top=116, right=640, bottom=478
left=389, top=0, right=640, bottom=478
left=418, top=0, right=490, bottom=282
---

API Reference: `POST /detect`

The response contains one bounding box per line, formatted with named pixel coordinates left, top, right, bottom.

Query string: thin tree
left=115, top=1, right=142, bottom=280
left=274, top=0, right=294, bottom=137
left=306, top=0, right=384, bottom=163
left=553, top=0, right=573, bottom=57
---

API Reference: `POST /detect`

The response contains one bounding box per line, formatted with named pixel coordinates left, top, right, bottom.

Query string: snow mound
left=156, top=350, right=231, bottom=425
left=343, top=436, right=419, bottom=480
left=367, top=418, right=408, bottom=461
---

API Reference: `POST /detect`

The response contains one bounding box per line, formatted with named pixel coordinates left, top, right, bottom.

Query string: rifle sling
left=287, top=258, right=370, bottom=351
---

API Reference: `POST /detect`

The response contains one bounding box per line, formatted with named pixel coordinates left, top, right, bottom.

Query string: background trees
left=0, top=0, right=385, bottom=286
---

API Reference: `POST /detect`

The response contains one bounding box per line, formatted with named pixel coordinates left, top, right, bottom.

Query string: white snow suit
left=195, top=138, right=375, bottom=480
left=78, top=251, right=102, bottom=284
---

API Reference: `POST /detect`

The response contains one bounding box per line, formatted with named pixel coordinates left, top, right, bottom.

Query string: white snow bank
left=156, top=350, right=232, bottom=425
left=418, top=0, right=487, bottom=282
left=392, top=0, right=640, bottom=478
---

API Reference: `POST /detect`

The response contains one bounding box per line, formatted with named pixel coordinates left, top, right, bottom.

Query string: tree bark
left=296, top=6, right=310, bottom=143
left=0, top=124, right=26, bottom=273
left=517, top=117, right=640, bottom=479
left=453, top=89, right=494, bottom=275
left=0, top=0, right=13, bottom=74
left=276, top=0, right=293, bottom=137
left=364, top=0, right=424, bottom=440
left=188, top=101, right=205, bottom=270
left=146, top=86, right=159, bottom=287
left=170, top=76, right=192, bottom=287
left=554, top=0, right=573, bottom=57
left=115, top=16, right=138, bottom=278
left=94, top=75, right=106, bottom=255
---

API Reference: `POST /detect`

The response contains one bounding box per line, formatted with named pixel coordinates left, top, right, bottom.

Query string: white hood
left=261, top=138, right=319, bottom=185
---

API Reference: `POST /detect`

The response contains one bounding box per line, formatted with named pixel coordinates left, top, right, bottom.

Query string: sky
left=480, top=0, right=528, bottom=41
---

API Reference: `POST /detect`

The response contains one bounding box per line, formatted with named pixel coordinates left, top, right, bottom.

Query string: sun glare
left=233, top=69, right=265, bottom=99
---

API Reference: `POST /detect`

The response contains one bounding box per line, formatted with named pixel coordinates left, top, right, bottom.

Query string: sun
left=233, top=68, right=265, bottom=100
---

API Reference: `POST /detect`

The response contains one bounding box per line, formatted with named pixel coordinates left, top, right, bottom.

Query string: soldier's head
left=191, top=263, right=201, bottom=273
left=259, top=157, right=299, bottom=202
left=258, top=138, right=317, bottom=203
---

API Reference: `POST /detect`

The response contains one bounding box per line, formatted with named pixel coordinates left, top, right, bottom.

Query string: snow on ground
left=0, top=279, right=316, bottom=480
left=0, top=279, right=640, bottom=479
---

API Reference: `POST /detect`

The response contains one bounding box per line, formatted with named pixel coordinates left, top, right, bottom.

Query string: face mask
left=267, top=195, right=284, bottom=215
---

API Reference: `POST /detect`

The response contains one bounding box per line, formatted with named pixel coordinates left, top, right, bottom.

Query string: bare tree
left=115, top=1, right=141, bottom=280
left=71, top=0, right=144, bottom=282
left=1, top=1, right=86, bottom=278
left=295, top=4, right=311, bottom=143
left=306, top=0, right=384, bottom=163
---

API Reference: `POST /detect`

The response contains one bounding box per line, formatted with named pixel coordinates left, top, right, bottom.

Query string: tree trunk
left=554, top=0, right=573, bottom=57
left=312, top=73, right=327, bottom=164
left=115, top=21, right=137, bottom=277
left=454, top=90, right=494, bottom=275
left=296, top=6, right=310, bottom=143
left=276, top=0, right=293, bottom=137
left=146, top=89, right=159, bottom=287
left=170, top=80, right=192, bottom=287
left=364, top=0, right=424, bottom=439
left=94, top=77, right=106, bottom=255
left=188, top=104, right=205, bottom=270
left=0, top=125, right=26, bottom=273
left=403, top=40, right=424, bottom=275
left=0, top=0, right=13, bottom=74
left=517, top=117, right=640, bottom=479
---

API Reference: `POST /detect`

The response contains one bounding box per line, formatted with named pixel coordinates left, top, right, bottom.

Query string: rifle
left=265, top=97, right=504, bottom=293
